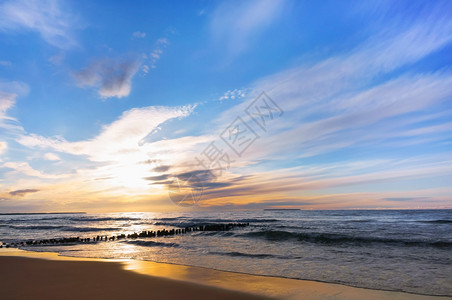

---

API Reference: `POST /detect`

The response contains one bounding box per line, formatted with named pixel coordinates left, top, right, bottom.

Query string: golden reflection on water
left=121, top=258, right=305, bottom=298
left=0, top=248, right=422, bottom=300
left=124, top=259, right=191, bottom=280
left=122, top=259, right=424, bottom=300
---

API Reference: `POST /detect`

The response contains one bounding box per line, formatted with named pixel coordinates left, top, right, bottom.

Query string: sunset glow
left=0, top=0, right=451, bottom=212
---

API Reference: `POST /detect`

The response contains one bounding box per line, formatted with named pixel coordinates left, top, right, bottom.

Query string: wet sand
left=0, top=249, right=448, bottom=300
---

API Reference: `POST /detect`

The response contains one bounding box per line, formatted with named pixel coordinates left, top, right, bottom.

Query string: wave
left=0, top=216, right=140, bottom=224
left=63, top=227, right=121, bottom=232
left=242, top=230, right=452, bottom=248
left=6, top=225, right=120, bottom=232
left=124, top=240, right=179, bottom=248
left=0, top=217, right=66, bottom=223
left=7, top=225, right=67, bottom=230
left=209, top=250, right=304, bottom=260
left=68, top=217, right=140, bottom=222
left=346, top=219, right=373, bottom=223
left=153, top=218, right=279, bottom=227
left=418, top=220, right=452, bottom=224
left=236, top=218, right=279, bottom=223
left=210, top=251, right=276, bottom=258
left=153, top=217, right=187, bottom=221
left=274, top=225, right=313, bottom=230
left=194, top=231, right=235, bottom=237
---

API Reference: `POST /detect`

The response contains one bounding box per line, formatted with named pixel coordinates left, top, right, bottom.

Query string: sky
left=0, top=0, right=451, bottom=212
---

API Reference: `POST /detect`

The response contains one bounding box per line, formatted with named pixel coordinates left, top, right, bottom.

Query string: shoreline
left=1, top=248, right=449, bottom=300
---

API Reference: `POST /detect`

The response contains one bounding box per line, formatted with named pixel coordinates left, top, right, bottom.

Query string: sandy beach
left=0, top=254, right=269, bottom=300
left=0, top=249, right=448, bottom=300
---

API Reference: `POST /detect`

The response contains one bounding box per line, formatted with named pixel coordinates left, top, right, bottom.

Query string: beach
left=1, top=248, right=448, bottom=300
left=1, top=211, right=451, bottom=296
left=0, top=252, right=268, bottom=300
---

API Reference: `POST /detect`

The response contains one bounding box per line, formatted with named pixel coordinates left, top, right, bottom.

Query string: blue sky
left=0, top=0, right=451, bottom=212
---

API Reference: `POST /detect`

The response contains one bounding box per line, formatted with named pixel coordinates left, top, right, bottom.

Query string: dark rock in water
left=11, top=222, right=250, bottom=248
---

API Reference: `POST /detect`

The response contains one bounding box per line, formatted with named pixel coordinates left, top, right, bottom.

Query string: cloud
left=9, top=188, right=39, bottom=197
left=43, top=152, right=60, bottom=161
left=0, top=141, right=6, bottom=157
left=129, top=2, right=452, bottom=209
left=149, top=38, right=169, bottom=69
left=0, top=0, right=80, bottom=49
left=16, top=105, right=196, bottom=194
left=144, top=174, right=170, bottom=181
left=219, top=89, right=247, bottom=101
left=132, top=31, right=146, bottom=38
left=0, top=80, right=28, bottom=101
left=383, top=197, right=428, bottom=202
left=3, top=1, right=451, bottom=211
left=73, top=58, right=141, bottom=98
left=210, top=0, right=286, bottom=55
left=0, top=82, right=28, bottom=135
left=210, top=2, right=452, bottom=164
left=2, top=161, right=70, bottom=179
left=0, top=92, right=15, bottom=113
left=191, top=157, right=452, bottom=207
left=139, top=38, right=170, bottom=75
left=18, top=105, right=195, bottom=161
left=48, top=52, right=65, bottom=65
left=141, top=64, right=150, bottom=74
left=153, top=165, right=171, bottom=172
left=0, top=61, right=12, bottom=67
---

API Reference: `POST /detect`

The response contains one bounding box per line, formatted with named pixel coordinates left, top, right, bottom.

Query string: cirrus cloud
left=0, top=0, right=81, bottom=49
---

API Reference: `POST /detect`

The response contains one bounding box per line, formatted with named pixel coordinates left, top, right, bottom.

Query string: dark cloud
left=153, top=165, right=171, bottom=172
left=148, top=180, right=174, bottom=186
left=205, top=200, right=316, bottom=210
left=176, top=170, right=216, bottom=183
left=9, top=189, right=40, bottom=197
left=73, top=58, right=140, bottom=98
left=201, top=182, right=232, bottom=189
left=144, top=169, right=234, bottom=192
left=144, top=174, right=170, bottom=181
left=92, top=177, right=113, bottom=181
left=140, top=160, right=154, bottom=164
left=383, top=197, right=429, bottom=202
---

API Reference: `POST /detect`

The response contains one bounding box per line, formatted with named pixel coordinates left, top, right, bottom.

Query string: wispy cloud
left=73, top=58, right=141, bottom=99
left=134, top=2, right=452, bottom=209
left=211, top=2, right=452, bottom=164
left=48, top=52, right=65, bottom=65
left=0, top=141, right=6, bottom=158
left=0, top=80, right=28, bottom=135
left=219, top=89, right=247, bottom=101
left=43, top=152, right=60, bottom=161
left=149, top=38, right=169, bottom=69
left=0, top=0, right=81, bottom=49
left=141, top=38, right=170, bottom=74
left=18, top=105, right=195, bottom=160
left=132, top=31, right=146, bottom=39
left=2, top=161, right=70, bottom=179
left=0, top=92, right=15, bottom=113
left=210, top=0, right=287, bottom=55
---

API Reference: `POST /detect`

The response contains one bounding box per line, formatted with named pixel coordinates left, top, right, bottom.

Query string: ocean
left=1, top=209, right=451, bottom=296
